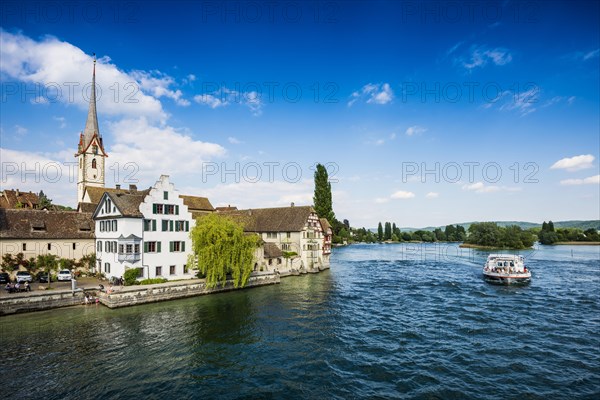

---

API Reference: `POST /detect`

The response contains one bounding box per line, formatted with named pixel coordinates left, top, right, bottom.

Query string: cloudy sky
left=1, top=0, right=598, bottom=228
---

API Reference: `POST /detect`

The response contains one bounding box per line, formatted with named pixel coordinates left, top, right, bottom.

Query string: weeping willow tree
left=189, top=214, right=259, bottom=288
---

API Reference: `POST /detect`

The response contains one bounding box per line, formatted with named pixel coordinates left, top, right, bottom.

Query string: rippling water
left=1, top=244, right=599, bottom=399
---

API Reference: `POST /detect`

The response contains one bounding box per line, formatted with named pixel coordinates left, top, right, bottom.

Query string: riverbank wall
left=0, top=273, right=280, bottom=316
left=97, top=273, right=280, bottom=309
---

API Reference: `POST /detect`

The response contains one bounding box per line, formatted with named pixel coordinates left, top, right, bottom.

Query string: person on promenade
left=24, top=281, right=30, bottom=292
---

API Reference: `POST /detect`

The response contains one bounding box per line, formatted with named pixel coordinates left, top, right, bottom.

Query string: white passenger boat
left=483, top=254, right=531, bottom=284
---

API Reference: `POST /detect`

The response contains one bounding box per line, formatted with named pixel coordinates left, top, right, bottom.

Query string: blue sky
left=1, top=0, right=599, bottom=228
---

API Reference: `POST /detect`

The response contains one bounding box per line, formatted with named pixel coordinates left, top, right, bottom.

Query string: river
left=1, top=243, right=599, bottom=399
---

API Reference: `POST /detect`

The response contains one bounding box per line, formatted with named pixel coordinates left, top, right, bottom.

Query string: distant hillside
left=399, top=220, right=600, bottom=232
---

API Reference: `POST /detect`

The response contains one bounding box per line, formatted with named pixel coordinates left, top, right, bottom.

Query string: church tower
left=76, top=55, right=107, bottom=204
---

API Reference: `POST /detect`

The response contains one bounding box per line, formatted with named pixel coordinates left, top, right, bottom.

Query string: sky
left=0, top=0, right=599, bottom=229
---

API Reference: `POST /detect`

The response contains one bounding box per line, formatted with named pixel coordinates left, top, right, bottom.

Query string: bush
left=139, top=278, right=168, bottom=285
left=123, top=268, right=140, bottom=286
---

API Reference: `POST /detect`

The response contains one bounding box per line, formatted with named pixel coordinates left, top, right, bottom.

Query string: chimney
left=129, top=184, right=137, bottom=190
left=16, top=189, right=20, bottom=196
left=290, top=202, right=295, bottom=207
left=115, top=184, right=121, bottom=190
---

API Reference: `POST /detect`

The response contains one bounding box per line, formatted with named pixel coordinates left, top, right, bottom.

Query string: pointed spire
left=81, top=53, right=100, bottom=150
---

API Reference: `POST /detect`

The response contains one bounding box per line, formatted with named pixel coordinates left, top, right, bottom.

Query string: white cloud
left=560, top=175, right=600, bottom=186
left=194, top=87, right=263, bottom=115
left=53, top=116, right=66, bottom=128
left=551, top=155, right=595, bottom=172
left=425, top=192, right=439, bottom=199
left=583, top=49, right=599, bottom=61
left=462, top=181, right=521, bottom=193
left=348, top=83, right=394, bottom=106
left=0, top=29, right=167, bottom=121
left=389, top=133, right=397, bottom=140
left=460, top=45, right=512, bottom=70
left=108, top=117, right=226, bottom=180
left=228, top=137, right=242, bottom=144
left=390, top=190, right=415, bottom=199
left=14, top=125, right=27, bottom=135
left=130, top=70, right=190, bottom=106
left=405, top=125, right=427, bottom=136
left=375, top=197, right=389, bottom=204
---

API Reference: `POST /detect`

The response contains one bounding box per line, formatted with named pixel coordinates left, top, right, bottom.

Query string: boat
left=482, top=254, right=531, bottom=284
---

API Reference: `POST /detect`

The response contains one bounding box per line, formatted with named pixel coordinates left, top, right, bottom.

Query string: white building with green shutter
left=93, top=175, right=201, bottom=281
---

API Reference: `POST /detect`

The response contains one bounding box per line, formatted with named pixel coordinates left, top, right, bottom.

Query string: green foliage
left=538, top=220, right=599, bottom=244
left=124, top=268, right=140, bottom=286
left=466, top=222, right=535, bottom=249
left=38, top=190, right=52, bottom=209
left=282, top=251, right=298, bottom=258
left=384, top=222, right=392, bottom=241
left=352, top=227, right=378, bottom=243
left=377, top=222, right=383, bottom=241
left=313, top=163, right=335, bottom=223
left=139, top=278, right=168, bottom=285
left=190, top=213, right=259, bottom=288
left=80, top=253, right=96, bottom=272
left=1, top=253, right=15, bottom=271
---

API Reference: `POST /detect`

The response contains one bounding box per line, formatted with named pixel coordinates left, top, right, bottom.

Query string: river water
left=1, top=244, right=599, bottom=399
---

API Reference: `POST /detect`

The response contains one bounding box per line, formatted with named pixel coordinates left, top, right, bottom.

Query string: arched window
left=92, top=159, right=97, bottom=169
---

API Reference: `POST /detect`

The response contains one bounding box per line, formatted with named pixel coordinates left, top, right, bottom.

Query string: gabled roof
left=93, top=191, right=147, bottom=219
left=320, top=218, right=332, bottom=233
left=0, top=209, right=95, bottom=239
left=264, top=242, right=283, bottom=258
left=220, top=205, right=315, bottom=232
left=180, top=195, right=214, bottom=212
left=0, top=190, right=40, bottom=209
left=83, top=186, right=150, bottom=208
left=215, top=206, right=238, bottom=212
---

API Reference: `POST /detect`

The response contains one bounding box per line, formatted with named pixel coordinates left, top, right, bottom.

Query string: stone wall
left=98, top=273, right=280, bottom=309
left=0, top=289, right=88, bottom=316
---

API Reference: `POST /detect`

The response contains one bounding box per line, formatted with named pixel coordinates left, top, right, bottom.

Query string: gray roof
left=220, top=206, right=315, bottom=232
left=180, top=195, right=214, bottom=212
left=264, top=242, right=283, bottom=258
left=0, top=209, right=95, bottom=239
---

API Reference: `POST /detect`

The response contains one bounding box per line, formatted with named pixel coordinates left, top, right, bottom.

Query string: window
left=92, top=159, right=97, bottom=169
left=144, top=241, right=161, bottom=253
left=156, top=204, right=164, bottom=214
left=112, top=220, right=117, bottom=231
left=165, top=205, right=175, bottom=215
left=170, top=265, right=176, bottom=275
left=156, top=266, right=162, bottom=276
left=266, top=232, right=277, bottom=239
left=278, top=258, right=282, bottom=265
left=162, top=220, right=169, bottom=231
left=47, top=243, right=51, bottom=250
left=175, top=221, right=185, bottom=232
left=105, top=242, right=109, bottom=252
left=22, top=243, right=26, bottom=251
left=164, top=191, right=168, bottom=200
left=92, top=145, right=98, bottom=154
left=144, top=219, right=152, bottom=231
left=281, top=243, right=290, bottom=251
left=134, top=244, right=140, bottom=253
left=119, top=244, right=124, bottom=254
left=170, top=241, right=185, bottom=252
left=183, top=264, right=189, bottom=274
left=126, top=244, right=133, bottom=254
left=104, top=262, right=110, bottom=273
left=97, top=241, right=102, bottom=252
left=100, top=221, right=104, bottom=232
left=72, top=243, right=76, bottom=250
left=286, top=232, right=291, bottom=238
left=269, top=259, right=273, bottom=265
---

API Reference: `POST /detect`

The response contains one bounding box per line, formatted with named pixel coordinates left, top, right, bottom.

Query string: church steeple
left=76, top=54, right=107, bottom=206
left=81, top=53, right=101, bottom=151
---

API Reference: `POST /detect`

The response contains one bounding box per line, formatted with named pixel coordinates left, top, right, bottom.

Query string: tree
left=189, top=214, right=259, bottom=289
left=36, top=254, right=58, bottom=288
left=343, top=219, right=350, bottom=229
left=313, top=163, right=335, bottom=223
left=445, top=225, right=456, bottom=241
left=434, top=228, right=446, bottom=241
left=39, top=190, right=52, bottom=209
left=384, top=222, right=392, bottom=241
left=377, top=222, right=383, bottom=241
left=548, top=221, right=555, bottom=232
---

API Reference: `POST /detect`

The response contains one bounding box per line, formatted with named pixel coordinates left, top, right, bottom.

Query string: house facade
left=93, top=175, right=195, bottom=280
left=0, top=209, right=95, bottom=265
left=219, top=205, right=331, bottom=274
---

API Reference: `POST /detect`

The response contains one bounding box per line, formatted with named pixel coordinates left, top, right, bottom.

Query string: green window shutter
left=176, top=205, right=179, bottom=215
left=152, top=220, right=156, bottom=231
left=185, top=221, right=189, bottom=231
left=170, top=220, right=174, bottom=231
left=182, top=241, right=185, bottom=252
left=162, top=220, right=167, bottom=231
left=153, top=204, right=157, bottom=214
left=157, top=242, right=161, bottom=252
left=144, top=242, right=148, bottom=253
left=169, top=241, right=174, bottom=252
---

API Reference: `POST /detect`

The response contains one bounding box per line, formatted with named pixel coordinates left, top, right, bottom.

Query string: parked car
left=57, top=270, right=72, bottom=281
left=15, top=271, right=33, bottom=283
left=36, top=271, right=52, bottom=283
left=0, top=272, right=10, bottom=284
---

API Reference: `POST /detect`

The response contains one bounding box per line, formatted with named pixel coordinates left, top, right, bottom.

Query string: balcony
left=118, top=253, right=141, bottom=263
